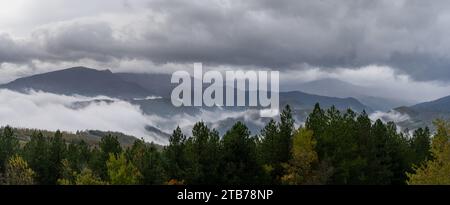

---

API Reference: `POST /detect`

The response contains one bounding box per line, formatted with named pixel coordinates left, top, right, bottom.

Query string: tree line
left=0, top=103, right=448, bottom=185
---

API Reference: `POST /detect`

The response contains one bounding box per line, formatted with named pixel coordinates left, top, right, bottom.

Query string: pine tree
left=66, top=140, right=90, bottom=172
left=221, top=121, right=261, bottom=185
left=0, top=126, right=19, bottom=173
left=305, top=103, right=327, bottom=143
left=57, top=159, right=77, bottom=185
left=410, top=127, right=431, bottom=166
left=258, top=119, right=279, bottom=183
left=278, top=105, right=295, bottom=163
left=184, top=122, right=221, bottom=184
left=281, top=128, right=331, bottom=185
left=107, top=153, right=141, bottom=185
left=385, top=121, right=412, bottom=185
left=366, top=119, right=393, bottom=184
left=355, top=111, right=372, bottom=183
left=258, top=105, right=295, bottom=184
left=164, top=126, right=187, bottom=181
left=48, top=130, right=67, bottom=184
left=23, top=132, right=51, bottom=184
left=128, top=140, right=166, bottom=184
left=92, top=135, right=122, bottom=180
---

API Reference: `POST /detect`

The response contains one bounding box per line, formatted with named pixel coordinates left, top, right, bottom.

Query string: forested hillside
left=0, top=104, right=447, bottom=185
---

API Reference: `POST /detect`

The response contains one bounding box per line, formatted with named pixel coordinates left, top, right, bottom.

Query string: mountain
left=0, top=66, right=373, bottom=115
left=1, top=66, right=153, bottom=99
left=298, top=78, right=367, bottom=98
left=357, top=96, right=409, bottom=113
left=4, top=66, right=450, bottom=138
left=393, top=95, right=450, bottom=130
left=410, top=95, right=450, bottom=112
left=0, top=66, right=376, bottom=140
left=116, top=73, right=174, bottom=98
left=280, top=91, right=370, bottom=112
left=296, top=78, right=410, bottom=111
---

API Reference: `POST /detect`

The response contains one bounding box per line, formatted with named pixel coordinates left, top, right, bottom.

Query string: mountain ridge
left=0, top=67, right=373, bottom=112
left=0, top=66, right=153, bottom=99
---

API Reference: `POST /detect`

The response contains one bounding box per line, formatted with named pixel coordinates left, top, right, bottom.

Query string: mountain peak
left=1, top=67, right=152, bottom=99
left=52, top=66, right=112, bottom=73
left=64, top=66, right=96, bottom=71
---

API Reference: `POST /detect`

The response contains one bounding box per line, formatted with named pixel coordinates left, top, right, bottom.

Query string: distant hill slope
left=393, top=95, right=450, bottom=130
left=3, top=127, right=163, bottom=149
left=1, top=67, right=372, bottom=113
left=297, top=78, right=410, bottom=111
left=116, top=73, right=174, bottom=98
left=280, top=91, right=371, bottom=112
left=1, top=67, right=153, bottom=99
left=410, top=95, right=450, bottom=112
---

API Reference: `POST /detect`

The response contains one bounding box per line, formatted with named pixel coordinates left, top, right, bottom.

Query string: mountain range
left=392, top=95, right=450, bottom=130
left=1, top=66, right=372, bottom=112
left=295, top=78, right=412, bottom=111
left=1, top=66, right=449, bottom=139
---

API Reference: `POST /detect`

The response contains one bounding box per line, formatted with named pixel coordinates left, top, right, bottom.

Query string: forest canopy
left=0, top=103, right=447, bottom=185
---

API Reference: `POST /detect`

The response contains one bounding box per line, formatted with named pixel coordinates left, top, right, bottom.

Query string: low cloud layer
left=0, top=89, right=169, bottom=143
left=0, top=89, right=267, bottom=144
left=369, top=110, right=410, bottom=124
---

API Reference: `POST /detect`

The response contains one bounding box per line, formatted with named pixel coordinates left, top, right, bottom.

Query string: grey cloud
left=2, top=0, right=450, bottom=81
left=0, top=34, right=43, bottom=63
left=34, top=22, right=121, bottom=62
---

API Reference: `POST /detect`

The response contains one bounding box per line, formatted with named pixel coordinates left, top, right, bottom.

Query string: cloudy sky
left=1, top=0, right=450, bottom=102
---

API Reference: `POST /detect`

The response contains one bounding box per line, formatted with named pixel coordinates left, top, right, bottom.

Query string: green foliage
left=221, top=121, right=261, bottom=185
left=305, top=104, right=420, bottom=184
left=48, top=130, right=67, bottom=184
left=21, top=131, right=68, bottom=185
left=107, top=153, right=141, bottom=185
left=407, top=120, right=450, bottom=184
left=66, top=140, right=90, bottom=173
left=183, top=122, right=221, bottom=184
left=410, top=127, right=432, bottom=166
left=278, top=105, right=295, bottom=163
left=164, top=127, right=187, bottom=181
left=91, top=135, right=122, bottom=180
left=4, top=155, right=35, bottom=185
left=127, top=140, right=166, bottom=184
left=257, top=105, right=295, bottom=184
left=0, top=103, right=442, bottom=185
left=57, top=159, right=77, bottom=185
left=281, top=128, right=331, bottom=185
left=0, top=126, right=19, bottom=173
left=23, top=132, right=52, bottom=184
left=75, top=168, right=106, bottom=185
left=257, top=119, right=279, bottom=183
left=58, top=160, right=106, bottom=185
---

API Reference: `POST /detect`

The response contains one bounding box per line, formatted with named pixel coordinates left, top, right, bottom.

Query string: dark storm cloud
left=34, top=22, right=123, bottom=62
left=2, top=0, right=450, bottom=81
left=0, top=34, right=44, bottom=63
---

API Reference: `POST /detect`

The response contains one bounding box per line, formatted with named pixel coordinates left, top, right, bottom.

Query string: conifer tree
left=281, top=128, right=331, bottom=185
left=0, top=126, right=19, bottom=173
left=407, top=120, right=450, bottom=184
left=221, top=121, right=261, bottom=185
left=164, top=126, right=187, bottom=181
left=107, top=153, right=141, bottom=185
